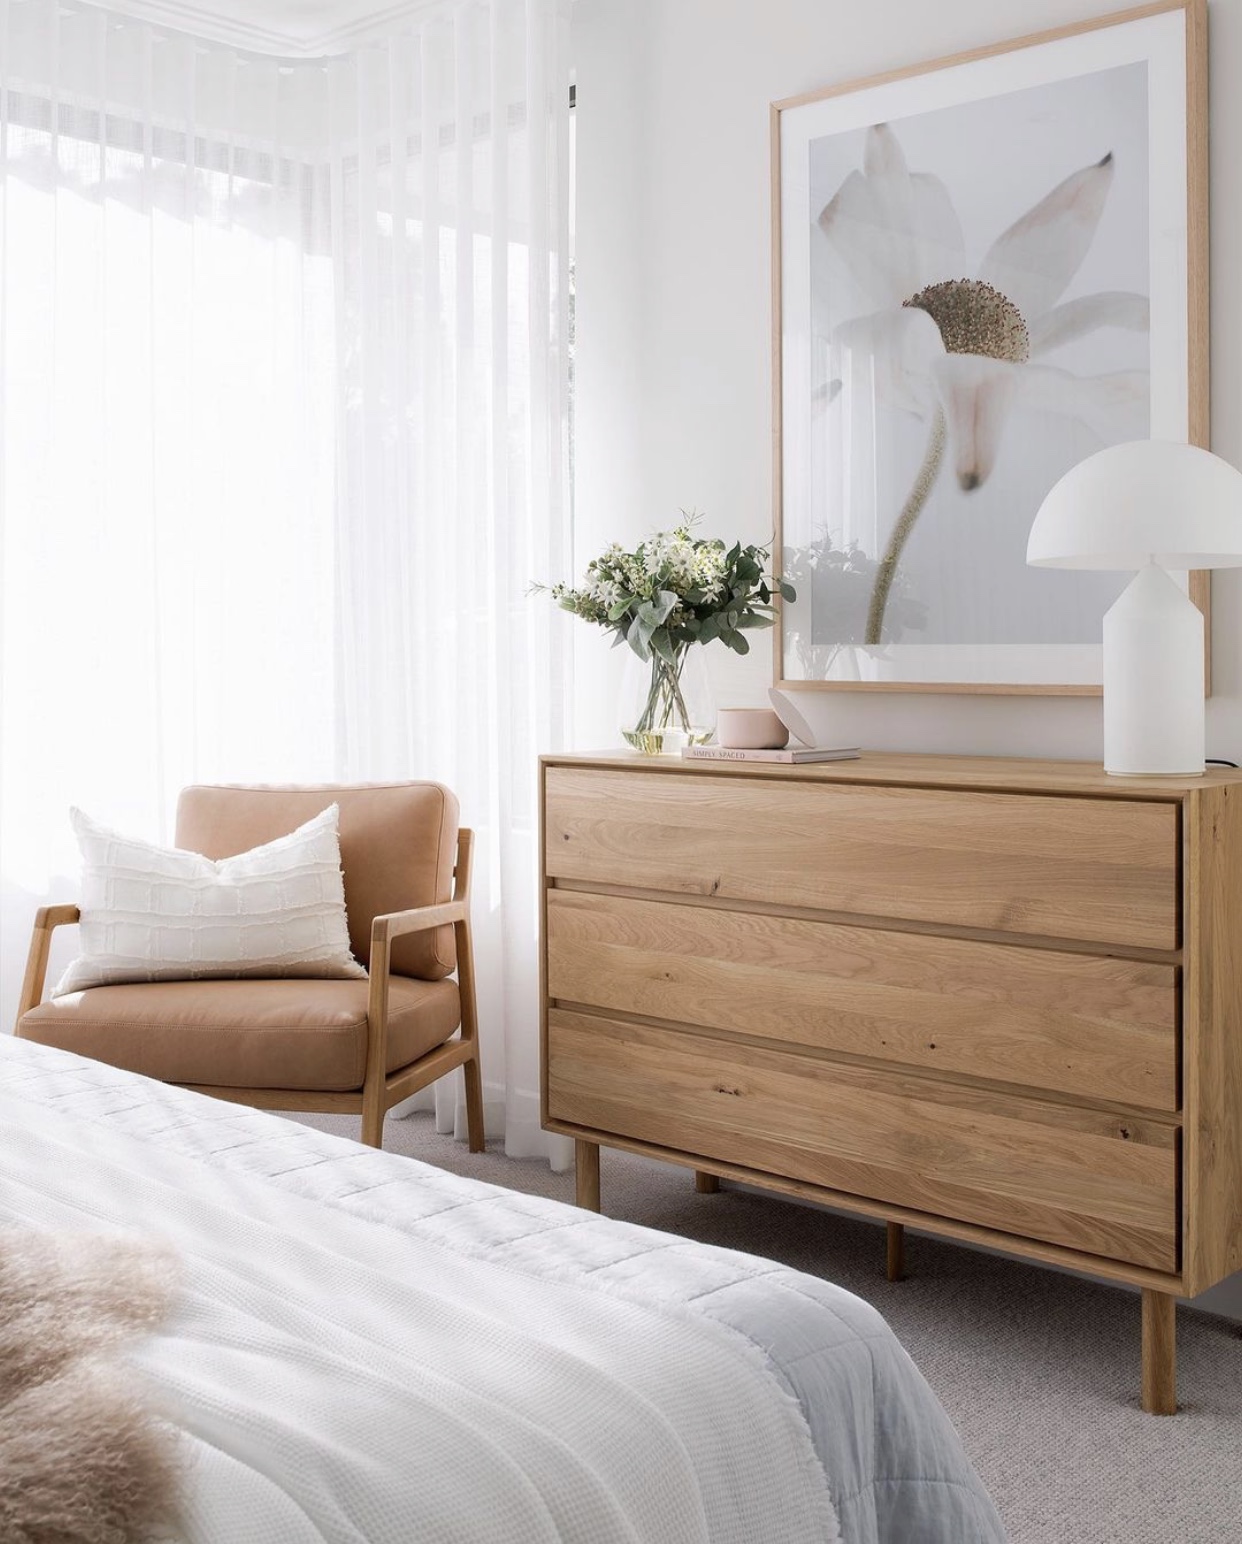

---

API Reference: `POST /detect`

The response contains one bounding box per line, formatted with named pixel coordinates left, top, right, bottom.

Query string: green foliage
left=533, top=515, right=794, bottom=662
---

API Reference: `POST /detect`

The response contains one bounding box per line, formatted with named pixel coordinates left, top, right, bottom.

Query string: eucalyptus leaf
left=650, top=629, right=676, bottom=664
left=626, top=616, right=652, bottom=660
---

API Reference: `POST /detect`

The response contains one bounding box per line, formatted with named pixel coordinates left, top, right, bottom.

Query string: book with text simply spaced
left=681, top=745, right=861, bottom=764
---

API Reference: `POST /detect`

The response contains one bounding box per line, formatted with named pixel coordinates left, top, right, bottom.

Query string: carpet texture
left=286, top=1111, right=1242, bottom=1544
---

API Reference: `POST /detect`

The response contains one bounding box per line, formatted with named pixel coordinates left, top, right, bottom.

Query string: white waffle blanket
left=1, top=1036, right=1007, bottom=1543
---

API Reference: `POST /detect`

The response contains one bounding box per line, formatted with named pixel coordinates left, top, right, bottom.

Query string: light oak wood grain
left=576, top=1139, right=600, bottom=1212
left=539, top=751, right=1242, bottom=1410
left=17, top=904, right=81, bottom=1020
left=548, top=1011, right=1179, bottom=1272
left=886, top=1222, right=906, bottom=1283
left=545, top=1116, right=1186, bottom=1296
left=1181, top=783, right=1242, bottom=1296
left=539, top=761, right=553, bottom=1124
left=551, top=876, right=1182, bottom=966
left=542, top=749, right=1234, bottom=798
left=546, top=767, right=1179, bottom=950
left=1142, top=1289, right=1178, bottom=1415
left=550, top=997, right=1180, bottom=1127
left=547, top=890, right=1179, bottom=1108
left=771, top=0, right=1199, bottom=113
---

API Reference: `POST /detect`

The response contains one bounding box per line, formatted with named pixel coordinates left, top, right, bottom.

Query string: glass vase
left=620, top=644, right=714, bottom=755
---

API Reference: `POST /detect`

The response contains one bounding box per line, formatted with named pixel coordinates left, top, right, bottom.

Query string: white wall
left=570, top=0, right=1242, bottom=1317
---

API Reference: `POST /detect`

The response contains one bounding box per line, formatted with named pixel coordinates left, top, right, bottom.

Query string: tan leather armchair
left=15, top=782, right=484, bottom=1153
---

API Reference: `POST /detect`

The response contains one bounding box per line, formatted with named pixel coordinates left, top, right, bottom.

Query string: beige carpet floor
left=286, top=1110, right=1242, bottom=1544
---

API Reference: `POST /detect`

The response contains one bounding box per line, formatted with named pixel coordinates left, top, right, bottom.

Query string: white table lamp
left=1027, top=441, right=1242, bottom=776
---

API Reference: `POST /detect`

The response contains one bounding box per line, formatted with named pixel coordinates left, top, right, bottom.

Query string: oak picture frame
left=772, top=0, right=1208, bottom=695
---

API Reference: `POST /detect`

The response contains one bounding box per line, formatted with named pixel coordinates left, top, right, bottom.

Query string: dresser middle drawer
left=546, top=890, right=1179, bottom=1110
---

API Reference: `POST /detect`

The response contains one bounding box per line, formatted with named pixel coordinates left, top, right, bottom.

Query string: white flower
left=817, top=123, right=1149, bottom=491
left=617, top=553, right=646, bottom=591
left=692, top=545, right=727, bottom=584
left=640, top=531, right=696, bottom=591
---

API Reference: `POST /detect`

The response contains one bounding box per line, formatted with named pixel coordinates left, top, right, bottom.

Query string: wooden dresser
left=539, top=750, right=1242, bottom=1414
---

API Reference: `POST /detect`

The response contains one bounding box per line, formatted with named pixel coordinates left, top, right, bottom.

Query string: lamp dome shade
left=1027, top=440, right=1242, bottom=570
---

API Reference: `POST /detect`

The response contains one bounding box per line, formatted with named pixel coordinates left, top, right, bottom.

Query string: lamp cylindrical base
left=1102, top=565, right=1204, bottom=777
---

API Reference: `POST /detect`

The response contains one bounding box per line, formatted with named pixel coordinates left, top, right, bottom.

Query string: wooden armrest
left=364, top=899, right=469, bottom=1093
left=371, top=901, right=468, bottom=950
left=359, top=831, right=478, bottom=1143
left=16, top=905, right=81, bottom=1024
left=36, top=904, right=81, bottom=930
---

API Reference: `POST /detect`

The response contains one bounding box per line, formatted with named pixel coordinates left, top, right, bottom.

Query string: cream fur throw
left=0, top=1231, right=182, bottom=1544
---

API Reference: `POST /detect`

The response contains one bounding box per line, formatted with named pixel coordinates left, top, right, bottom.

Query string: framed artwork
left=772, top=0, right=1207, bottom=693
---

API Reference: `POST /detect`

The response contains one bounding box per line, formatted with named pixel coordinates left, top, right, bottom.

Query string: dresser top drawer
left=544, top=766, right=1180, bottom=951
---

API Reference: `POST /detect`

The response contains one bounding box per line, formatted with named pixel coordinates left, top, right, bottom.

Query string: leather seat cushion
left=16, top=976, right=461, bottom=1092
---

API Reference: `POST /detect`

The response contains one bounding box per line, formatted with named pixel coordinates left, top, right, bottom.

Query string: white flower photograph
left=775, top=13, right=1202, bottom=689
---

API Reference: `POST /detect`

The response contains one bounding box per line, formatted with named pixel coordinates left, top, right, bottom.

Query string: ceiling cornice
left=103, top=1, right=440, bottom=57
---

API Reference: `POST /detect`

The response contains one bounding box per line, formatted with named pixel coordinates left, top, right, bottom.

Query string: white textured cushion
left=54, top=804, right=367, bottom=996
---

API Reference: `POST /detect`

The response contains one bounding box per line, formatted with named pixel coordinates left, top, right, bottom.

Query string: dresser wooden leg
left=695, top=1170, right=720, bottom=1194
left=886, top=1222, right=906, bottom=1282
left=575, top=1140, right=601, bottom=1212
left=1141, top=1289, right=1177, bottom=1415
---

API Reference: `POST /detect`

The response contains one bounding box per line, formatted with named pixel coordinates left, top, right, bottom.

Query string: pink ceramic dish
left=715, top=707, right=790, bottom=750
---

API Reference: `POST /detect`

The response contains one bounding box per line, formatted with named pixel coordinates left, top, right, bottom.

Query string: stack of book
left=681, top=744, right=860, bottom=765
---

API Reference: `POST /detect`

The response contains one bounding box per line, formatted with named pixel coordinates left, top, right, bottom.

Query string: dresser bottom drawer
left=547, top=1010, right=1179, bottom=1272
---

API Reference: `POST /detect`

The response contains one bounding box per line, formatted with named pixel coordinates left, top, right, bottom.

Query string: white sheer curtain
left=0, top=0, right=573, bottom=1164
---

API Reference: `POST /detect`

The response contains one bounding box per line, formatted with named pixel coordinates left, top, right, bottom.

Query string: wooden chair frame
left=17, top=829, right=485, bottom=1153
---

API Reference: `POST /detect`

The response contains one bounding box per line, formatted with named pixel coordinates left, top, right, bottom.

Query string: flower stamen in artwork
left=902, top=279, right=1031, bottom=364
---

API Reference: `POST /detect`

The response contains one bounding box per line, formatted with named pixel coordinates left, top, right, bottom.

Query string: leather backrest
left=175, top=783, right=459, bottom=979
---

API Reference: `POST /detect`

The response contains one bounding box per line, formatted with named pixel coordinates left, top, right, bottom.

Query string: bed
left=1, top=1033, right=1006, bottom=1543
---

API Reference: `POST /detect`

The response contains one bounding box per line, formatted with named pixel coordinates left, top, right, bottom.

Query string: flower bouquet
left=537, top=519, right=794, bottom=754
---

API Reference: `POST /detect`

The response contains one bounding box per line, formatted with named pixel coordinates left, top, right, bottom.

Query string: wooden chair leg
left=360, top=1100, right=385, bottom=1149
left=462, top=1051, right=486, bottom=1154
left=1142, top=1288, right=1177, bottom=1414
left=576, top=1140, right=601, bottom=1211
left=695, top=1170, right=720, bottom=1194
left=362, top=926, right=391, bottom=1152
left=453, top=876, right=485, bottom=1155
left=886, top=1221, right=906, bottom=1282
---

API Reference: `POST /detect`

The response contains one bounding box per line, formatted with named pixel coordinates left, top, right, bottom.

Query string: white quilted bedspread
left=0, top=1036, right=1006, bottom=1543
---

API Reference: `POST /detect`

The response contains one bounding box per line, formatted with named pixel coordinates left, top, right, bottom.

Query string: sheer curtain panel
left=0, top=0, right=573, bottom=1164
